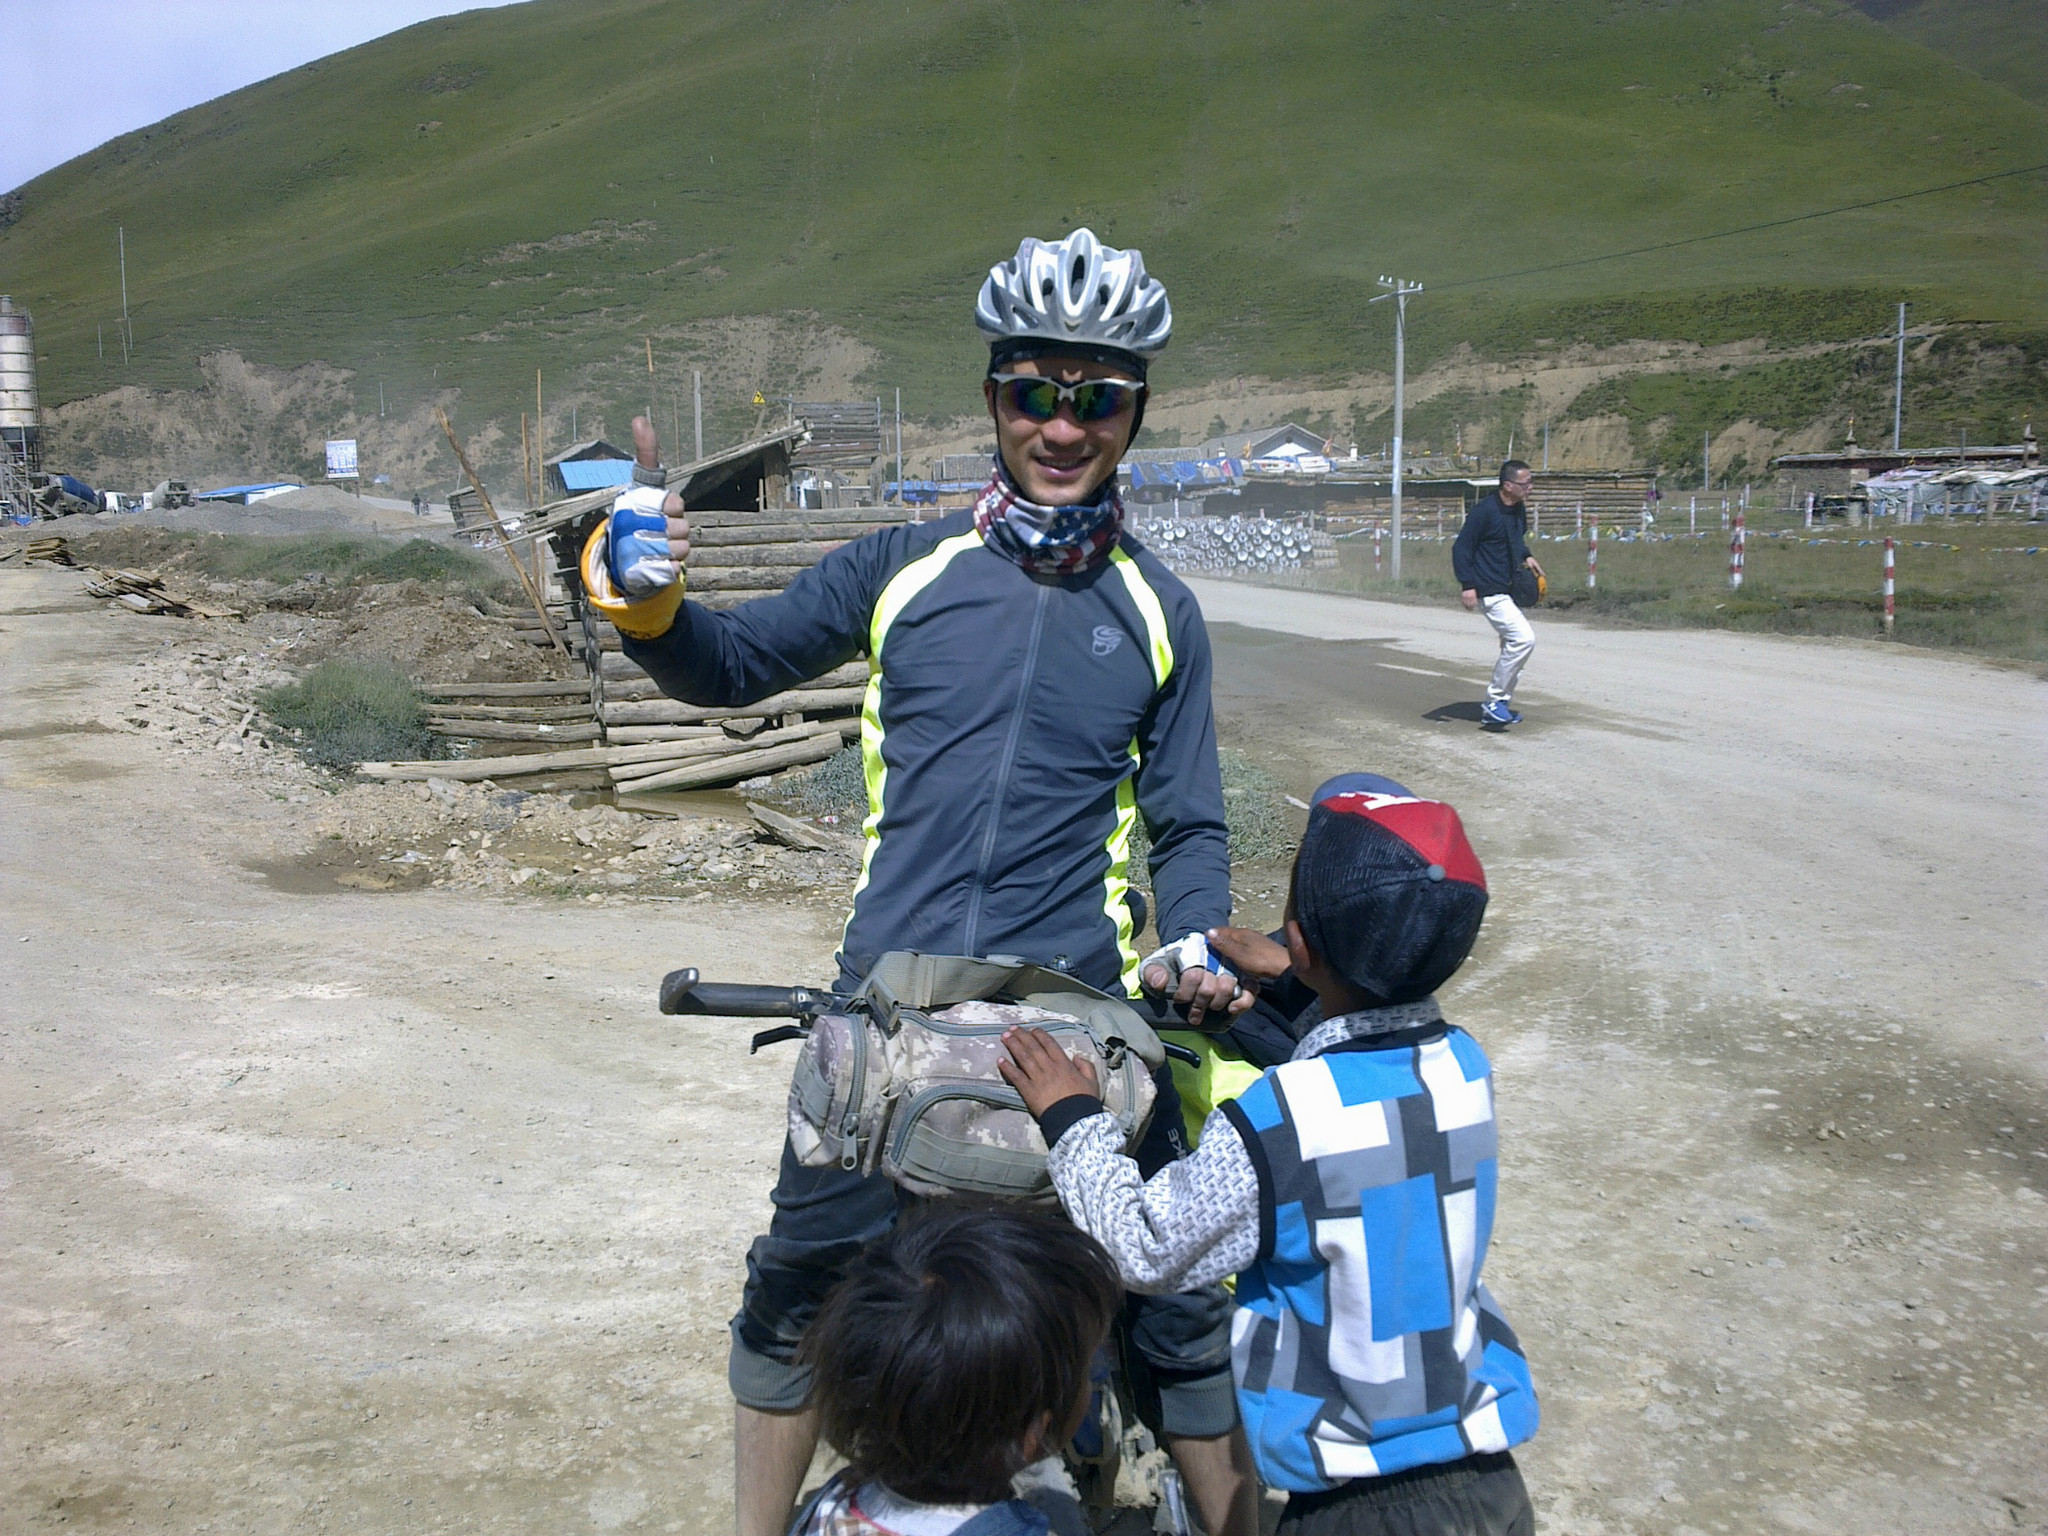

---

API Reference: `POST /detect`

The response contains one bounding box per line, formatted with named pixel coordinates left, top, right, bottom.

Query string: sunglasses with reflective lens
left=990, top=373, right=1145, bottom=423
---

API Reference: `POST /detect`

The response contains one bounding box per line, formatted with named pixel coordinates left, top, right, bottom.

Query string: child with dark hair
left=1002, top=786, right=1539, bottom=1536
left=791, top=1201, right=1123, bottom=1536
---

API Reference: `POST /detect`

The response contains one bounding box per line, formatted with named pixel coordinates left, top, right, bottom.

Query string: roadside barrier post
left=1587, top=521, right=1598, bottom=589
left=1805, top=491, right=1815, bottom=529
left=1729, top=511, right=1746, bottom=590
left=1883, top=537, right=1895, bottom=634
left=1374, top=523, right=1382, bottom=579
left=1575, top=500, right=1583, bottom=539
left=1689, top=495, right=1696, bottom=535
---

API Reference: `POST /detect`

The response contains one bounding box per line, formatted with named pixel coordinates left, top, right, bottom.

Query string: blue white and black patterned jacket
left=1041, top=1000, right=1539, bottom=1492
left=622, top=508, right=1230, bottom=995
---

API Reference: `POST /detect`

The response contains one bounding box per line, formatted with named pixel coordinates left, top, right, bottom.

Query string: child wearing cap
left=1001, top=787, right=1537, bottom=1536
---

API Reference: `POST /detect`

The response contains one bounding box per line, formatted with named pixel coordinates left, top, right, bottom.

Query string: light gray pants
left=1480, top=594, right=1534, bottom=704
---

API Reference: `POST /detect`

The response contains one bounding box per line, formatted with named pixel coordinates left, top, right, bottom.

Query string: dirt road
left=5, top=564, right=2045, bottom=1534
left=1191, top=579, right=2047, bottom=1534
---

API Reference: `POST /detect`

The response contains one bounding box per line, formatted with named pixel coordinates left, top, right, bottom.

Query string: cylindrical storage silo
left=0, top=295, right=41, bottom=472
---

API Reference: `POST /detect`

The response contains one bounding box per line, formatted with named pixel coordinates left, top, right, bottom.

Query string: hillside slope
left=1851, top=0, right=2048, bottom=103
left=2, top=0, right=2043, bottom=474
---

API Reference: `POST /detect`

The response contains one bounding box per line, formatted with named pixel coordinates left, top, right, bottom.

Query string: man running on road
left=580, top=228, right=1259, bottom=1536
left=1452, top=459, right=1545, bottom=727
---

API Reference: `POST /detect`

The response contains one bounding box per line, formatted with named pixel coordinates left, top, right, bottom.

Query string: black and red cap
left=1292, top=788, right=1488, bottom=1004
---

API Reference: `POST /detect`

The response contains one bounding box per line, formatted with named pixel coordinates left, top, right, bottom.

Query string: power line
left=1428, top=161, right=2048, bottom=293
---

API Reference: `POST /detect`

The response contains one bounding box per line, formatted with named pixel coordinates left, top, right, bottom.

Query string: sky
left=1, top=0, right=529, bottom=194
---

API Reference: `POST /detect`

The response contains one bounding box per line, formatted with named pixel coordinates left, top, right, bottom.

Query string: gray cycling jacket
left=622, top=508, right=1231, bottom=995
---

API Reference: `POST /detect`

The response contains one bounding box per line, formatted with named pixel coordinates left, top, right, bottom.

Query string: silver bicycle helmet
left=975, top=228, right=1172, bottom=371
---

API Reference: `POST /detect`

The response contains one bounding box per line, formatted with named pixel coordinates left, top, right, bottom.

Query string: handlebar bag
left=785, top=952, right=1162, bottom=1201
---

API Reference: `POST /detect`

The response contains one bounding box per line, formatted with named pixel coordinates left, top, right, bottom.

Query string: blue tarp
left=1126, top=457, right=1245, bottom=490
left=887, top=480, right=939, bottom=504
left=195, top=482, right=300, bottom=502
left=557, top=459, right=635, bottom=491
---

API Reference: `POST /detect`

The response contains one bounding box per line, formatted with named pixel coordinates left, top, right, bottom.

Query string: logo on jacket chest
left=1091, top=625, right=1124, bottom=657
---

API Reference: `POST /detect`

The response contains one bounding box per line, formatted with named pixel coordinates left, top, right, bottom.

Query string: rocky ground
left=70, top=621, right=861, bottom=906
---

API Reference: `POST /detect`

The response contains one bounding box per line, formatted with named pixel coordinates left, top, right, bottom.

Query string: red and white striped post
left=1586, top=520, right=1598, bottom=589
left=1883, top=537, right=1895, bottom=634
left=1729, top=510, right=1746, bottom=589
left=1374, top=523, right=1383, bottom=578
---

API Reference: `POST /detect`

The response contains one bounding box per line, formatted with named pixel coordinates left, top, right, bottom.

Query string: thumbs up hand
left=606, top=416, right=692, bottom=594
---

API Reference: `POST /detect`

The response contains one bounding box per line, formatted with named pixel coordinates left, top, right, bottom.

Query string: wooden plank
left=606, top=731, right=729, bottom=764
left=687, top=568, right=818, bottom=591
left=358, top=747, right=615, bottom=781
left=603, top=684, right=865, bottom=726
left=607, top=722, right=839, bottom=781
left=694, top=590, right=792, bottom=611
left=692, top=526, right=852, bottom=548
left=426, top=720, right=603, bottom=743
left=602, top=660, right=865, bottom=703
left=426, top=703, right=597, bottom=723
left=418, top=680, right=592, bottom=700
left=692, top=508, right=900, bottom=529
left=617, top=729, right=846, bottom=795
left=691, top=546, right=831, bottom=568
left=606, top=723, right=761, bottom=744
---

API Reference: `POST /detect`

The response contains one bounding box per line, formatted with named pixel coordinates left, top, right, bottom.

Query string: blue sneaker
left=1480, top=700, right=1521, bottom=727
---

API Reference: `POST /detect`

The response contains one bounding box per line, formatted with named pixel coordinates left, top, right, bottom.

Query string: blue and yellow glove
left=579, top=471, right=686, bottom=640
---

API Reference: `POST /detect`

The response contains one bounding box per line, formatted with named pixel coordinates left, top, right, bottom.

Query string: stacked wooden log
left=359, top=718, right=857, bottom=786
left=420, top=679, right=600, bottom=744
left=381, top=500, right=906, bottom=792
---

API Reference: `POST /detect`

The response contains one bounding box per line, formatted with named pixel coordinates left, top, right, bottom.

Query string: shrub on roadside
left=260, top=660, right=440, bottom=771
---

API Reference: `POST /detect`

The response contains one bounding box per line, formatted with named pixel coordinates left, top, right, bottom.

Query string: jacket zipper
left=961, top=581, right=1051, bottom=955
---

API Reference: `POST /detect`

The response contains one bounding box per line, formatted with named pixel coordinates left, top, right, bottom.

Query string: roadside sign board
left=325, top=439, right=359, bottom=479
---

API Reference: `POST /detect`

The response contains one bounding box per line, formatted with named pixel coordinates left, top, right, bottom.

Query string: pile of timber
left=79, top=565, right=242, bottom=619
left=393, top=503, right=901, bottom=792
left=677, top=510, right=896, bottom=610
left=18, top=535, right=77, bottom=566
left=421, top=679, right=598, bottom=743
left=402, top=662, right=867, bottom=789
left=361, top=718, right=856, bottom=789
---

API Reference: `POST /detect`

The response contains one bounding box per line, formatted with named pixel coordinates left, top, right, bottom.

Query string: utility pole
left=1370, top=276, right=1422, bottom=581
left=117, top=226, right=131, bottom=362
left=693, top=369, right=703, bottom=461
left=1892, top=302, right=1908, bottom=451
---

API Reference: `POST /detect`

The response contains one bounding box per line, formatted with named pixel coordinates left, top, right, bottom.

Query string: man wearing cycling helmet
left=583, top=230, right=1258, bottom=1536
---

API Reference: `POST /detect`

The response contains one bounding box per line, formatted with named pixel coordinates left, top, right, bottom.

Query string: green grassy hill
left=1851, top=0, right=2048, bottom=103
left=3, top=0, right=2043, bottom=469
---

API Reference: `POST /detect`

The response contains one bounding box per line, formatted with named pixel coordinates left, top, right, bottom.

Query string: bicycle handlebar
left=659, top=967, right=1212, bottom=1066
left=658, top=967, right=846, bottom=1019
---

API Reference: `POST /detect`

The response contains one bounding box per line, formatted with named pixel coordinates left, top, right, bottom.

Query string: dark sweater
left=1451, top=492, right=1531, bottom=598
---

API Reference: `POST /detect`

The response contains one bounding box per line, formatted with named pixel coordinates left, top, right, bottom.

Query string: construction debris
left=22, top=535, right=76, bottom=566
left=78, top=566, right=243, bottom=618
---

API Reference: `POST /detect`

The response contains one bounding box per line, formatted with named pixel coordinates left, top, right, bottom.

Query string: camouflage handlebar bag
left=786, top=953, right=1163, bottom=1201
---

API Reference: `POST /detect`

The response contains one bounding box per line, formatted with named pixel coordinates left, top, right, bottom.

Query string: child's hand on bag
left=999, top=1027, right=1100, bottom=1116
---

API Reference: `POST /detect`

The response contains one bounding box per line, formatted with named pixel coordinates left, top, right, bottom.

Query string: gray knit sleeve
left=1044, top=1109, right=1261, bottom=1293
